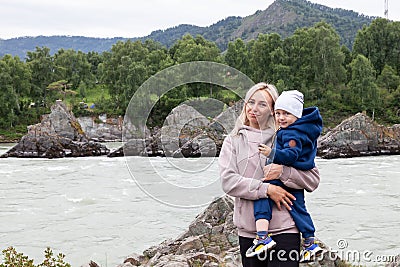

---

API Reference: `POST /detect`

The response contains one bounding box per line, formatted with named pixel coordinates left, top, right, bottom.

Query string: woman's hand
left=263, top=163, right=283, bottom=181
left=266, top=184, right=296, bottom=211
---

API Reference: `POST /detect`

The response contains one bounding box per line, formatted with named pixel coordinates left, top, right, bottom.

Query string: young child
left=245, top=90, right=323, bottom=262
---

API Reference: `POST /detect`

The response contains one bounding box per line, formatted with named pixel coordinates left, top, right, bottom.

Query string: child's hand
left=263, top=164, right=282, bottom=181
left=258, top=144, right=272, bottom=156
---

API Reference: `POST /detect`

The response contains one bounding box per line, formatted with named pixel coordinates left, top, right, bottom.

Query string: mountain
left=0, top=0, right=375, bottom=59
left=228, top=0, right=374, bottom=48
left=0, top=36, right=134, bottom=59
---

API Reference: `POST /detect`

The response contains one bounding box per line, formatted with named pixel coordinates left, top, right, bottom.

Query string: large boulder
left=78, top=115, right=123, bottom=142
left=29, top=100, right=87, bottom=141
left=209, top=100, right=243, bottom=135
left=1, top=101, right=109, bottom=158
left=160, top=104, right=212, bottom=157
left=318, top=113, right=400, bottom=159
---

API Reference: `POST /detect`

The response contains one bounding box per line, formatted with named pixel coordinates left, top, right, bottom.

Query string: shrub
left=0, top=247, right=70, bottom=267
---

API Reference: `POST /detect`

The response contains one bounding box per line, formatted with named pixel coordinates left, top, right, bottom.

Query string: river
left=0, top=143, right=399, bottom=266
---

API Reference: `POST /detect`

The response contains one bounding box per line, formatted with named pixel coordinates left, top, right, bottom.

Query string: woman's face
left=245, top=90, right=274, bottom=129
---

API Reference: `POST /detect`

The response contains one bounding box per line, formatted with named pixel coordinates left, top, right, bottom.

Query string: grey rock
left=29, top=100, right=87, bottom=141
left=209, top=100, right=244, bottom=135
left=386, top=255, right=400, bottom=267
left=160, top=104, right=210, bottom=157
left=318, top=112, right=400, bottom=159
left=107, top=139, right=147, bottom=157
left=1, top=101, right=109, bottom=158
left=78, top=115, right=123, bottom=141
left=122, top=253, right=145, bottom=266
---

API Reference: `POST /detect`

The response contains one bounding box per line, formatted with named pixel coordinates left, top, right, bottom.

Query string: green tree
left=308, top=22, right=346, bottom=92
left=53, top=49, right=94, bottom=90
left=280, top=21, right=347, bottom=114
left=170, top=34, right=222, bottom=63
left=386, top=87, right=400, bottom=123
left=26, top=47, right=54, bottom=107
left=347, top=54, right=379, bottom=114
left=1, top=246, right=70, bottom=267
left=353, top=18, right=400, bottom=76
left=376, top=64, right=400, bottom=92
left=0, top=55, right=31, bottom=128
left=283, top=27, right=314, bottom=92
left=341, top=45, right=352, bottom=83
left=224, top=38, right=250, bottom=74
left=249, top=33, right=285, bottom=84
left=100, top=40, right=171, bottom=113
left=169, top=35, right=222, bottom=98
left=46, top=79, right=75, bottom=101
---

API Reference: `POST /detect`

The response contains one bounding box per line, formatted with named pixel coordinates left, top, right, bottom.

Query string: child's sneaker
left=245, top=235, right=277, bottom=257
left=299, top=242, right=323, bottom=263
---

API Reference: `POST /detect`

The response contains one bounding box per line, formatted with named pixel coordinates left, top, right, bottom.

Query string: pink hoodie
left=219, top=125, right=320, bottom=238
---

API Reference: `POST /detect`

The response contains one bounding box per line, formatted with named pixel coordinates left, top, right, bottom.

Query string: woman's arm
left=262, top=164, right=318, bottom=209
left=280, top=165, right=320, bottom=192
left=263, top=164, right=320, bottom=192
left=219, top=135, right=269, bottom=200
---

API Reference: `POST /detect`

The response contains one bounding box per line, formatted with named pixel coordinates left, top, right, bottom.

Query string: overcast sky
left=0, top=0, right=398, bottom=40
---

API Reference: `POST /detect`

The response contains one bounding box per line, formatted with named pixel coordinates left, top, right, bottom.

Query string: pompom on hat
left=274, top=90, right=304, bottom=118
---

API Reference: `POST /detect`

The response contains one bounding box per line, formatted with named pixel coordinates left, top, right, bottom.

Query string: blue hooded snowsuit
left=254, top=107, right=323, bottom=238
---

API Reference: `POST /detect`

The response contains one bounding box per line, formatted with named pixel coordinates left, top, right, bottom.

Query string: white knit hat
left=274, top=90, right=304, bottom=118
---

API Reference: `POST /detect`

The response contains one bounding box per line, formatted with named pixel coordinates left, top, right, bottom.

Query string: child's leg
left=268, top=183, right=322, bottom=261
left=253, top=179, right=284, bottom=234
left=254, top=198, right=273, bottom=222
left=255, top=219, right=269, bottom=236
left=246, top=191, right=277, bottom=257
left=287, top=190, right=316, bottom=238
left=253, top=197, right=273, bottom=236
left=287, top=190, right=323, bottom=262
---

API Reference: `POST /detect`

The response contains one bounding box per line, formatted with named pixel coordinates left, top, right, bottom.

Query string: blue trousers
left=254, top=179, right=315, bottom=238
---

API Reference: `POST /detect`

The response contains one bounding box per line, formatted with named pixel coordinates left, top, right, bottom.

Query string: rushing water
left=0, top=143, right=399, bottom=266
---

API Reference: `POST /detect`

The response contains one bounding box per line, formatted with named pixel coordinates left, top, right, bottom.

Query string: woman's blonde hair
left=231, top=82, right=279, bottom=135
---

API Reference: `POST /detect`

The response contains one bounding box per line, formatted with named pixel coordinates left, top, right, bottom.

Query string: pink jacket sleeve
left=219, top=136, right=269, bottom=200
left=279, top=166, right=320, bottom=192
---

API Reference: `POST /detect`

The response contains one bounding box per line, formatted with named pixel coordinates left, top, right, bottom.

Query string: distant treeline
left=0, top=19, right=400, bottom=136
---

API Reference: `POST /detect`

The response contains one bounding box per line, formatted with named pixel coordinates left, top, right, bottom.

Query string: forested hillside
left=1, top=17, right=400, bottom=142
left=0, top=0, right=374, bottom=58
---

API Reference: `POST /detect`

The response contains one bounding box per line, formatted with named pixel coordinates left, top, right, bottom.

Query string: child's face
left=274, top=109, right=297, bottom=128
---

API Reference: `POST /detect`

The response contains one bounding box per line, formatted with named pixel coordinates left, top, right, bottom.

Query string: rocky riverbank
left=81, top=196, right=353, bottom=267
left=109, top=106, right=400, bottom=159
left=2, top=100, right=400, bottom=159
left=317, top=112, right=400, bottom=159
left=0, top=101, right=109, bottom=158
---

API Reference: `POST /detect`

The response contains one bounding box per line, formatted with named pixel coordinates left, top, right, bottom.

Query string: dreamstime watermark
left=123, top=61, right=255, bottom=208
left=333, top=239, right=398, bottom=265
left=251, top=239, right=398, bottom=265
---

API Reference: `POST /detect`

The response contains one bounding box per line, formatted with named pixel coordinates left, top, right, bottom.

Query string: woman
left=219, top=82, right=320, bottom=267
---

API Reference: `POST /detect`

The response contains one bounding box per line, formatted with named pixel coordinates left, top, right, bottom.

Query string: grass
left=62, top=84, right=110, bottom=109
left=0, top=127, right=26, bottom=141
